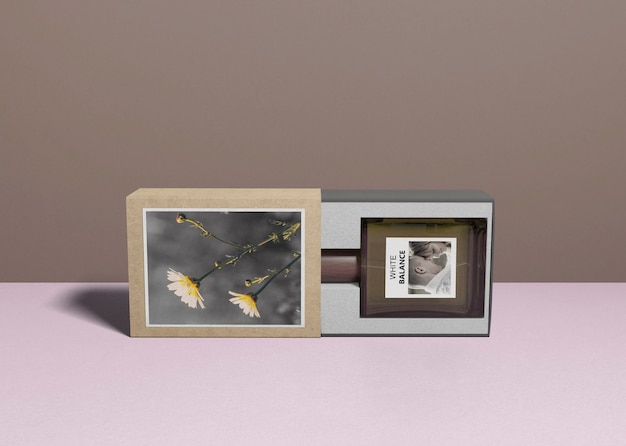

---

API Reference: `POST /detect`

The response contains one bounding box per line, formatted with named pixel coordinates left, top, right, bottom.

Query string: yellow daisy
left=228, top=291, right=260, bottom=318
left=167, top=269, right=206, bottom=309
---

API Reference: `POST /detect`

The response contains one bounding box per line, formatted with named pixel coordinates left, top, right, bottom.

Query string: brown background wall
left=2, top=1, right=625, bottom=282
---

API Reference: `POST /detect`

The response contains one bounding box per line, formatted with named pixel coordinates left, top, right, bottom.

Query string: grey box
left=321, top=190, right=494, bottom=336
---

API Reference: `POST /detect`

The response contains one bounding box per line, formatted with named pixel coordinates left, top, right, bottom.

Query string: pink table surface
left=1, top=282, right=625, bottom=445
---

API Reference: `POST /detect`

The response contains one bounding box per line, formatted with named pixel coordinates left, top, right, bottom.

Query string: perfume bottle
left=321, top=218, right=488, bottom=318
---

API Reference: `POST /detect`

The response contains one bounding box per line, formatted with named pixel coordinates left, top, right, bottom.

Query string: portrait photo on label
left=385, top=237, right=457, bottom=298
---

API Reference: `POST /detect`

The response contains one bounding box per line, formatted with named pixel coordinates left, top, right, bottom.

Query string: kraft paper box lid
left=127, top=188, right=321, bottom=338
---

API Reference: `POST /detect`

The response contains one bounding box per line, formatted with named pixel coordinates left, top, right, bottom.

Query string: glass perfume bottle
left=321, top=218, right=488, bottom=318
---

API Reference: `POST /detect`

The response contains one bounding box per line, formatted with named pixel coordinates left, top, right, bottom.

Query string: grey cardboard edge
left=322, top=189, right=494, bottom=203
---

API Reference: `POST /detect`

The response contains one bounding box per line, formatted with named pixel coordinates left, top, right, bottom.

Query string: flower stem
left=197, top=265, right=219, bottom=282
left=188, top=217, right=302, bottom=283
left=221, top=222, right=301, bottom=267
left=177, top=214, right=242, bottom=248
left=254, top=252, right=301, bottom=297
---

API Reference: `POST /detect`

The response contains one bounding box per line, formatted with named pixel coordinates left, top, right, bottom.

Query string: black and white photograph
left=385, top=237, right=457, bottom=298
left=144, top=209, right=304, bottom=326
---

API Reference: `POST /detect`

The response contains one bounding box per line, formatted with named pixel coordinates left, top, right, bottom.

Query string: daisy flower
left=228, top=291, right=260, bottom=318
left=167, top=269, right=206, bottom=309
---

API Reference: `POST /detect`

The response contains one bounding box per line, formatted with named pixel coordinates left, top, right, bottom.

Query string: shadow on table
left=61, top=286, right=130, bottom=336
